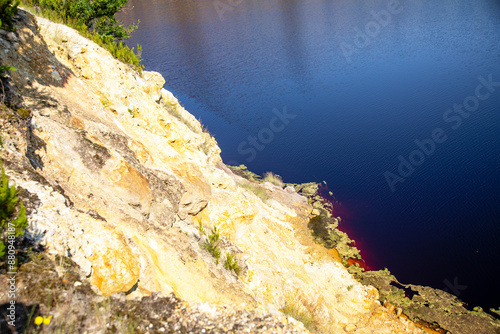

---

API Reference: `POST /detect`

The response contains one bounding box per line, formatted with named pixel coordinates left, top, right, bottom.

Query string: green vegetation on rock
left=202, top=226, right=221, bottom=264
left=0, top=65, right=16, bottom=78
left=490, top=307, right=500, bottom=317
left=15, top=107, right=30, bottom=118
left=224, top=252, right=240, bottom=276
left=308, top=209, right=361, bottom=264
left=0, top=0, right=19, bottom=31
left=20, top=0, right=143, bottom=72
left=356, top=268, right=500, bottom=333
left=227, top=164, right=262, bottom=182
left=0, top=164, right=28, bottom=258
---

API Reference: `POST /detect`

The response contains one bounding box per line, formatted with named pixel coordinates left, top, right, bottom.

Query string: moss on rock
left=355, top=269, right=500, bottom=334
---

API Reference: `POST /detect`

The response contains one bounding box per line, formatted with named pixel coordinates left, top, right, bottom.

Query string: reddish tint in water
left=317, top=183, right=373, bottom=271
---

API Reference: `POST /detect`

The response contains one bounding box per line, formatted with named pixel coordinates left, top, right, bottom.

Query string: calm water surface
left=118, top=0, right=500, bottom=309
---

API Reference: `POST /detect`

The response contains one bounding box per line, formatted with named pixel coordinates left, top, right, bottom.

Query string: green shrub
left=0, top=165, right=28, bottom=258
left=20, top=0, right=143, bottom=72
left=224, top=252, right=240, bottom=275
left=0, top=0, right=19, bottom=31
left=25, top=0, right=134, bottom=40
left=202, top=226, right=221, bottom=264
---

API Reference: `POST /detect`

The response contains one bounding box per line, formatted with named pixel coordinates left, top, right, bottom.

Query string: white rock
left=6, top=32, right=18, bottom=42
left=51, top=70, right=62, bottom=82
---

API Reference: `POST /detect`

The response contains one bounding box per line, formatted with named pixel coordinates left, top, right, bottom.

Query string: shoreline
left=286, top=176, right=500, bottom=333
left=228, top=165, right=500, bottom=332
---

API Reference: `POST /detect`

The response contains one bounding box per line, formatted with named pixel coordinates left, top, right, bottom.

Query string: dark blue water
left=118, top=0, right=500, bottom=309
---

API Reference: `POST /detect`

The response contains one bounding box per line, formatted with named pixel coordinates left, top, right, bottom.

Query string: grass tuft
left=224, top=252, right=240, bottom=276
left=263, top=171, right=284, bottom=187
left=279, top=291, right=335, bottom=333
left=198, top=221, right=205, bottom=235
left=281, top=299, right=316, bottom=332
left=202, top=226, right=221, bottom=264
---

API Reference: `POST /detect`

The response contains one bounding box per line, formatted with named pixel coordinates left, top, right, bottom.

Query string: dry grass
left=164, top=101, right=199, bottom=133
left=281, top=299, right=316, bottom=331
left=263, top=172, right=284, bottom=187
left=280, top=290, right=332, bottom=333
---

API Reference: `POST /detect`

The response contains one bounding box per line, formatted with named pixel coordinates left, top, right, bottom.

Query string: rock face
left=0, top=10, right=431, bottom=333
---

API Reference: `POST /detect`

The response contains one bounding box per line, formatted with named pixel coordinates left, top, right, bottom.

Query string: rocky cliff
left=0, top=9, right=492, bottom=334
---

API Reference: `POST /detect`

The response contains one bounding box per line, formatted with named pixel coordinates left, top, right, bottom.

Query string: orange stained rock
left=327, top=248, right=343, bottom=263
left=90, top=248, right=140, bottom=296
left=128, top=139, right=152, bottom=165
left=69, top=116, right=85, bottom=130
left=347, top=258, right=369, bottom=271
left=102, top=159, right=152, bottom=202
left=173, top=163, right=211, bottom=196
left=399, top=314, right=444, bottom=334
left=420, top=327, right=443, bottom=334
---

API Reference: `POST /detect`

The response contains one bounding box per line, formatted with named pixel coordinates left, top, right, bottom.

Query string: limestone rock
left=6, top=31, right=18, bottom=42
left=51, top=69, right=61, bottom=82
left=141, top=71, right=165, bottom=101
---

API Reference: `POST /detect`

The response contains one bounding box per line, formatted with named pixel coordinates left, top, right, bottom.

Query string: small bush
left=202, top=226, right=221, bottom=264
left=0, top=165, right=28, bottom=258
left=263, top=172, right=284, bottom=187
left=224, top=252, right=240, bottom=275
left=0, top=0, right=19, bottom=31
